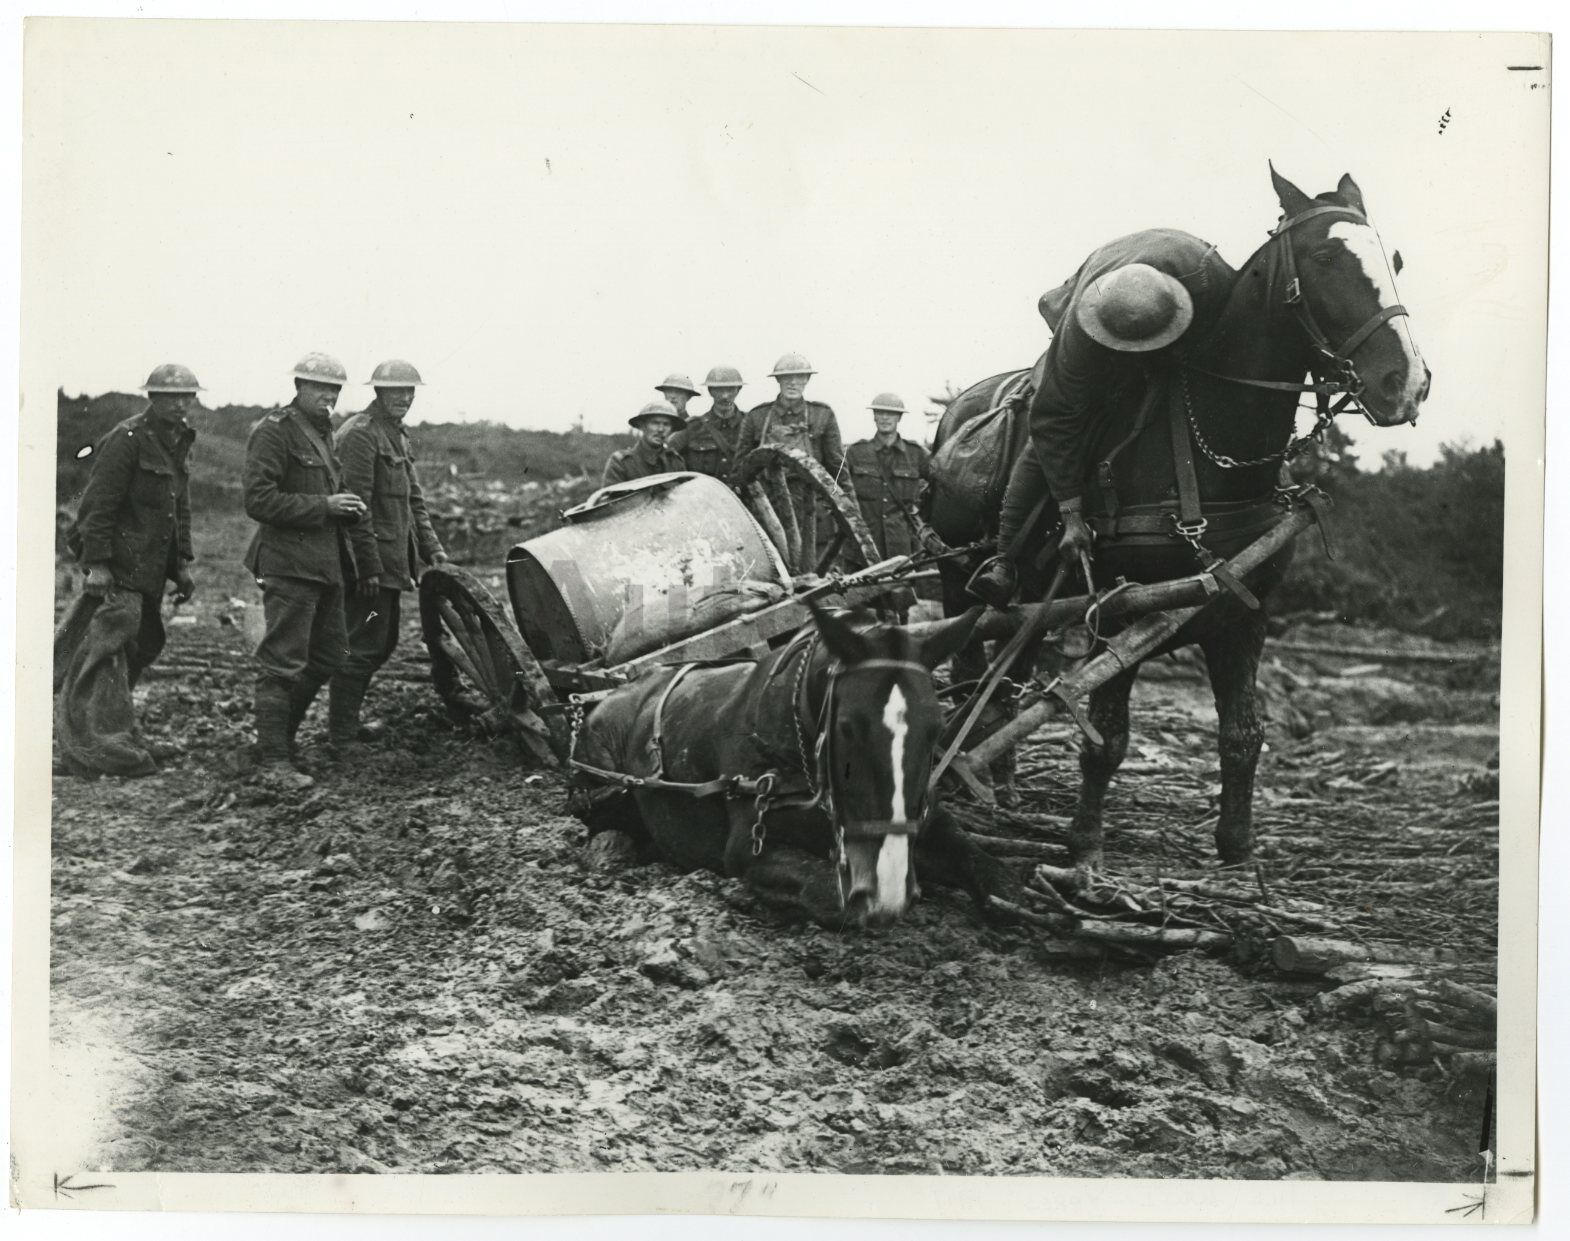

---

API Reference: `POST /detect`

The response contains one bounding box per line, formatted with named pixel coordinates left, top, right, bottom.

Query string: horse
left=568, top=602, right=1024, bottom=930
left=925, top=166, right=1430, bottom=868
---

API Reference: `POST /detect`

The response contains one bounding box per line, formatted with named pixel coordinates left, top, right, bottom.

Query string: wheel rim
left=736, top=445, right=879, bottom=576
left=419, top=566, right=566, bottom=766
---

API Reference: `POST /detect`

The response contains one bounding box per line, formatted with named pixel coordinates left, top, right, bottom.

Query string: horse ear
left=1269, top=162, right=1314, bottom=217
left=807, top=599, right=869, bottom=664
left=1336, top=173, right=1366, bottom=215
left=914, top=605, right=985, bottom=671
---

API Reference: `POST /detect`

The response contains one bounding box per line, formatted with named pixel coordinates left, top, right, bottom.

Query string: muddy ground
left=48, top=566, right=1500, bottom=1181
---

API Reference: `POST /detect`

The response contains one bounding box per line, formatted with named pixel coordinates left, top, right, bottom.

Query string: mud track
left=50, top=595, right=1498, bottom=1179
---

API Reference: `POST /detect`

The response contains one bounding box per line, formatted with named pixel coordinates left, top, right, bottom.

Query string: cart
left=418, top=445, right=1326, bottom=790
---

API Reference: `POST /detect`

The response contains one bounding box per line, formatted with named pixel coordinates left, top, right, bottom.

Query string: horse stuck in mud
left=924, top=166, right=1429, bottom=869
left=569, top=602, right=1030, bottom=931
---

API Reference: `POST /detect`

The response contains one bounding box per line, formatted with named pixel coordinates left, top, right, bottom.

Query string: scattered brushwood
left=1311, top=975, right=1496, bottom=1079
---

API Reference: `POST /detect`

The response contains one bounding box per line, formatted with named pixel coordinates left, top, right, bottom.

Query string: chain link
left=566, top=695, right=587, bottom=761
left=1182, top=371, right=1335, bottom=471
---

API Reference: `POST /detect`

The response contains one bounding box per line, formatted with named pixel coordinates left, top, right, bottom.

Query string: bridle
left=1183, top=202, right=1411, bottom=426
left=775, top=629, right=932, bottom=842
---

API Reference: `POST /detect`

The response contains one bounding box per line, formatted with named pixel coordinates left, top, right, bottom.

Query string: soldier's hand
left=327, top=493, right=368, bottom=520
left=1059, top=511, right=1094, bottom=562
left=356, top=576, right=380, bottom=599
left=172, top=570, right=197, bottom=604
left=84, top=564, right=115, bottom=596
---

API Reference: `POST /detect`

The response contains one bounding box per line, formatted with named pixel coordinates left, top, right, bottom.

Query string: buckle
left=1173, top=516, right=1208, bottom=540
left=1285, top=277, right=1302, bottom=305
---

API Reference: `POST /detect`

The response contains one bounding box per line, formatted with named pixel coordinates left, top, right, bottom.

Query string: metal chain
left=566, top=695, right=587, bottom=761
left=750, top=772, right=777, bottom=856
left=1182, top=371, right=1334, bottom=471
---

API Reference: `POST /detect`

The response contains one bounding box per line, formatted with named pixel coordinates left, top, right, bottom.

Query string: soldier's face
left=296, top=380, right=341, bottom=417
left=378, top=387, right=416, bottom=419
left=873, top=412, right=902, bottom=436
left=659, top=390, right=691, bottom=414
left=778, top=374, right=809, bottom=401
left=708, top=386, right=740, bottom=409
left=147, top=392, right=196, bottom=420
left=639, top=417, right=676, bottom=446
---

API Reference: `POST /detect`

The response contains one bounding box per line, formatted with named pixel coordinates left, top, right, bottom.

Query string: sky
left=20, top=21, right=1550, bottom=468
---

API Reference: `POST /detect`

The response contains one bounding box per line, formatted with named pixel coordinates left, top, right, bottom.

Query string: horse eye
left=1392, top=250, right=1404, bottom=275
left=1310, top=248, right=1334, bottom=267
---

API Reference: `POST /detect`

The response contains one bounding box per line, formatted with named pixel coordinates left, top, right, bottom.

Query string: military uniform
left=737, top=398, right=845, bottom=569
left=668, top=409, right=745, bottom=485
left=56, top=410, right=196, bottom=775
left=330, top=399, right=446, bottom=739
left=602, top=441, right=686, bottom=486
left=243, top=401, right=359, bottom=754
left=844, top=435, right=930, bottom=558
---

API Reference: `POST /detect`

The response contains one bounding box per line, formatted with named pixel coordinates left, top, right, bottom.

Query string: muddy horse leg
left=720, top=813, right=851, bottom=929
left=1199, top=610, right=1268, bottom=865
left=1068, top=664, right=1139, bottom=869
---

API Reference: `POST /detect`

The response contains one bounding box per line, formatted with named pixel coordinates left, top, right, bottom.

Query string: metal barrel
left=505, top=472, right=791, bottom=665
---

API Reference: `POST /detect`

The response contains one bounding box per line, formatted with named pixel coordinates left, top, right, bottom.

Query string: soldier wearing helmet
left=668, top=365, right=745, bottom=485
left=738, top=353, right=846, bottom=564
left=329, top=360, right=449, bottom=752
left=602, top=399, right=687, bottom=486
left=55, top=364, right=203, bottom=776
left=654, top=373, right=701, bottom=422
left=844, top=392, right=931, bottom=560
left=241, top=352, right=369, bottom=791
left=967, top=235, right=1233, bottom=608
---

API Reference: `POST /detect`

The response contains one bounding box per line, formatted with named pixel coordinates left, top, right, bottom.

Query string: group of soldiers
left=600, top=352, right=932, bottom=562
left=56, top=352, right=448, bottom=791
left=57, top=233, right=1227, bottom=788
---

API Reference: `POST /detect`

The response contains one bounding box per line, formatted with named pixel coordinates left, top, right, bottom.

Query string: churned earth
left=46, top=585, right=1500, bottom=1181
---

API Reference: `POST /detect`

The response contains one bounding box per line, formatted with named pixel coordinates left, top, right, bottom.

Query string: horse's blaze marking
left=1328, top=221, right=1426, bottom=410
left=876, top=685, right=911, bottom=911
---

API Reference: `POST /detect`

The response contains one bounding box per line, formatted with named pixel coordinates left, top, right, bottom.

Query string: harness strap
left=567, top=758, right=764, bottom=800
left=645, top=662, right=698, bottom=781
left=1165, top=387, right=1261, bottom=610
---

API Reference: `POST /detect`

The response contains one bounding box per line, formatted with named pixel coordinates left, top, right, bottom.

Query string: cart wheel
left=736, top=445, right=880, bottom=576
left=419, top=565, right=567, bottom=766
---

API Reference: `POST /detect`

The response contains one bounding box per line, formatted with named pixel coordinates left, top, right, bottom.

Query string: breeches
left=340, top=586, right=403, bottom=681
left=254, top=575, right=347, bottom=687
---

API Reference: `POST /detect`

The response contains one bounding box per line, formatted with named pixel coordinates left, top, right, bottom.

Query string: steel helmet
left=140, top=363, right=204, bottom=393
left=1076, top=264, right=1194, bottom=353
left=291, top=352, right=349, bottom=386
left=703, top=365, right=745, bottom=389
left=655, top=372, right=700, bottom=397
left=368, top=359, right=424, bottom=387
left=768, top=352, right=816, bottom=378
left=868, top=392, right=907, bottom=414
left=629, top=398, right=685, bottom=428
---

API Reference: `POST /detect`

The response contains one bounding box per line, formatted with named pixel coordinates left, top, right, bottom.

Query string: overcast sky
left=21, top=22, right=1549, bottom=467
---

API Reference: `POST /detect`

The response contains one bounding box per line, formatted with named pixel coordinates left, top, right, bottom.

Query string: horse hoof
left=994, top=783, right=1020, bottom=810
left=585, top=830, right=639, bottom=871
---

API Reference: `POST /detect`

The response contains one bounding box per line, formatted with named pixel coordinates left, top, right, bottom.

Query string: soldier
left=654, top=373, right=700, bottom=422
left=966, top=245, right=1233, bottom=607
left=844, top=392, right=930, bottom=559
left=55, top=364, right=202, bottom=777
left=668, top=365, right=746, bottom=485
left=243, top=352, right=367, bottom=791
left=330, top=360, right=449, bottom=752
left=602, top=399, right=686, bottom=485
left=739, top=353, right=846, bottom=568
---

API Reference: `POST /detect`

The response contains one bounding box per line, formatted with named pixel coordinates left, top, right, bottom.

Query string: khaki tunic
left=845, top=435, right=931, bottom=558
left=334, top=401, right=445, bottom=590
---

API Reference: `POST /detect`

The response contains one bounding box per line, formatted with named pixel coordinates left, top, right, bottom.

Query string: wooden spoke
left=743, top=481, right=791, bottom=564
left=419, top=565, right=567, bottom=767
left=736, top=445, right=879, bottom=578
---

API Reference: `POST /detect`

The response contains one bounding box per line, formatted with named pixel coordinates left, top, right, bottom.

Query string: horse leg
left=718, top=812, right=851, bottom=928
left=1067, top=664, right=1139, bottom=869
left=915, top=806, right=1024, bottom=914
left=1199, top=611, right=1268, bottom=865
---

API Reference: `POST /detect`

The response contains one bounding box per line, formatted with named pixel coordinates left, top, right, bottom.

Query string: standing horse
left=570, top=603, right=1022, bottom=929
left=926, top=166, right=1429, bottom=867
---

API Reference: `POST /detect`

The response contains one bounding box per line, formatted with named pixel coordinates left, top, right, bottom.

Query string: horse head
left=804, top=601, right=982, bottom=929
left=1268, top=165, right=1431, bottom=427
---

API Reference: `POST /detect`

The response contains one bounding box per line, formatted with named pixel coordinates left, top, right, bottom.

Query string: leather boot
left=255, top=679, right=314, bottom=791
left=327, top=674, right=371, bottom=756
left=966, top=555, right=1019, bottom=609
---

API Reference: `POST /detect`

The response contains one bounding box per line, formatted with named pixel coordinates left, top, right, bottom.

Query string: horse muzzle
left=840, top=830, right=921, bottom=929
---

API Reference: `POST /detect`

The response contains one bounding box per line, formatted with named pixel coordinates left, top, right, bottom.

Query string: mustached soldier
left=668, top=365, right=746, bottom=486
left=243, top=352, right=367, bottom=791
left=55, top=364, right=201, bottom=777
left=329, top=360, right=448, bottom=751
left=602, top=400, right=686, bottom=486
